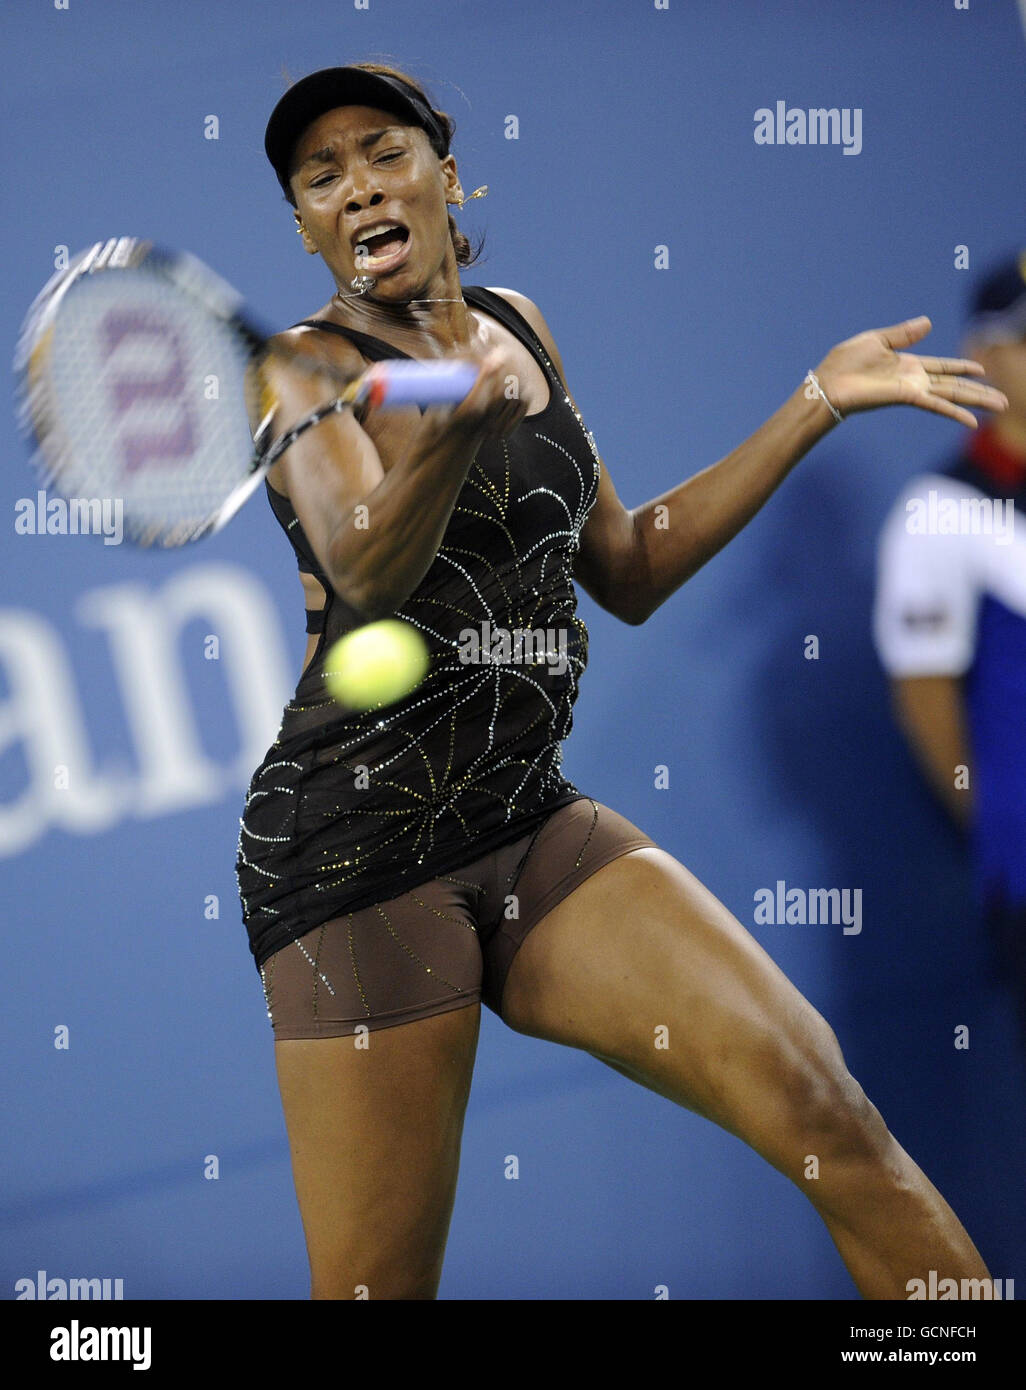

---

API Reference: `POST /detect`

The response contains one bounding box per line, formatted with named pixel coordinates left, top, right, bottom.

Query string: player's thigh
left=501, top=847, right=868, bottom=1158
left=274, top=1000, right=481, bottom=1297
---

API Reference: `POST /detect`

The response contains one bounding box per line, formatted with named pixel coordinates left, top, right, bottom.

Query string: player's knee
left=759, top=1016, right=887, bottom=1164
left=786, top=1049, right=892, bottom=1170
left=812, top=1070, right=887, bottom=1157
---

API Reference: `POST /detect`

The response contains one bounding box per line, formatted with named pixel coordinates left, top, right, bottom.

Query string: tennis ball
left=323, top=619, right=430, bottom=710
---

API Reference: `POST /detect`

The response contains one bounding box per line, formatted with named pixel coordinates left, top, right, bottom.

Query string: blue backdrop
left=2, top=0, right=1024, bottom=1301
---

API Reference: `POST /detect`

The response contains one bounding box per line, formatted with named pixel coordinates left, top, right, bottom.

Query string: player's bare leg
left=274, top=1002, right=481, bottom=1300
left=500, top=846, right=989, bottom=1299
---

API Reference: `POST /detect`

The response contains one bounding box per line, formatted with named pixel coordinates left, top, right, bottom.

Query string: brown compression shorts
left=259, top=797, right=659, bottom=1039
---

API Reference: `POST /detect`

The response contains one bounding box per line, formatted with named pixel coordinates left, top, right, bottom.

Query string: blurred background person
left=874, top=251, right=1026, bottom=1047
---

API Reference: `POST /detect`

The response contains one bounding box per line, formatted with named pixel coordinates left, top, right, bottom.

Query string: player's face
left=289, top=105, right=460, bottom=298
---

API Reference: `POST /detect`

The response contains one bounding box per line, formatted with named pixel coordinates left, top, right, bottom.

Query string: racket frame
left=15, top=237, right=479, bottom=547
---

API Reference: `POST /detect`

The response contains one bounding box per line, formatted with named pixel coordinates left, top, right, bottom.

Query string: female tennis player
left=236, top=62, right=1007, bottom=1300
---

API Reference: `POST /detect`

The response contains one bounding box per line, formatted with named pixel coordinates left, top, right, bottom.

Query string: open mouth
left=353, top=223, right=411, bottom=270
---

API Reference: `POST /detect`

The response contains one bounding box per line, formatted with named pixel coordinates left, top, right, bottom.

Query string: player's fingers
left=488, top=385, right=530, bottom=437
left=915, top=395, right=980, bottom=429
left=924, top=376, right=1008, bottom=410
left=913, top=356, right=986, bottom=377
left=877, top=316, right=932, bottom=348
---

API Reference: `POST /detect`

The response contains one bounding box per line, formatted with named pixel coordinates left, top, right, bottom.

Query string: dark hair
left=293, top=60, right=486, bottom=269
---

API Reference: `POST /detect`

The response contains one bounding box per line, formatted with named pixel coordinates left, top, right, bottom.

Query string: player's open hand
left=813, top=317, right=1008, bottom=428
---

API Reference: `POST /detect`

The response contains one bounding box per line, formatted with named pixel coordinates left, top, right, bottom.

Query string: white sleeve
left=872, top=475, right=979, bottom=678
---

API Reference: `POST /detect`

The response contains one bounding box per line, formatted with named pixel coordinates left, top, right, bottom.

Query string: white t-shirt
left=873, top=472, right=1026, bottom=678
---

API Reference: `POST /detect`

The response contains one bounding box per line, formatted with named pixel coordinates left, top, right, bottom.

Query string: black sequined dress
left=236, top=288, right=602, bottom=971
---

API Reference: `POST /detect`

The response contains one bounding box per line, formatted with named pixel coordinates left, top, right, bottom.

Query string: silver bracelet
left=804, top=369, right=844, bottom=424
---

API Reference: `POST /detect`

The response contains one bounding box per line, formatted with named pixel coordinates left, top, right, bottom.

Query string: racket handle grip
left=359, top=360, right=480, bottom=409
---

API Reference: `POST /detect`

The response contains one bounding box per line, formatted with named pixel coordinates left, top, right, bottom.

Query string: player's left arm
left=487, top=290, right=851, bottom=629
left=487, top=288, right=645, bottom=625
left=488, top=301, right=1008, bottom=627
left=488, top=289, right=847, bottom=628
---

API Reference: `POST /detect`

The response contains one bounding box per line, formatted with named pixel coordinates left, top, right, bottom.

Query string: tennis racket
left=14, top=237, right=480, bottom=547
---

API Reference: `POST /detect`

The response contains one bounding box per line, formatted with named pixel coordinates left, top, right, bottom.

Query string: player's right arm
left=257, top=327, right=527, bottom=620
left=872, top=475, right=978, bottom=832
left=889, top=675, right=973, bottom=829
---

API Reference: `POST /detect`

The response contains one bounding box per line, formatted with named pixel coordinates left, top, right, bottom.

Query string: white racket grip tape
left=358, top=360, right=480, bottom=408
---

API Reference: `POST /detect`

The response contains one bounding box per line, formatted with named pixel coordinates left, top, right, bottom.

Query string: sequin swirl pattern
left=236, top=286, right=604, bottom=974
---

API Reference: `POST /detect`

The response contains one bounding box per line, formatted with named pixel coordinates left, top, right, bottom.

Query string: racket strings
left=19, top=252, right=260, bottom=546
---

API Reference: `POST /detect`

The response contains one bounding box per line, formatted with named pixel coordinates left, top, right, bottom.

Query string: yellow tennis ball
left=323, top=619, right=430, bottom=710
